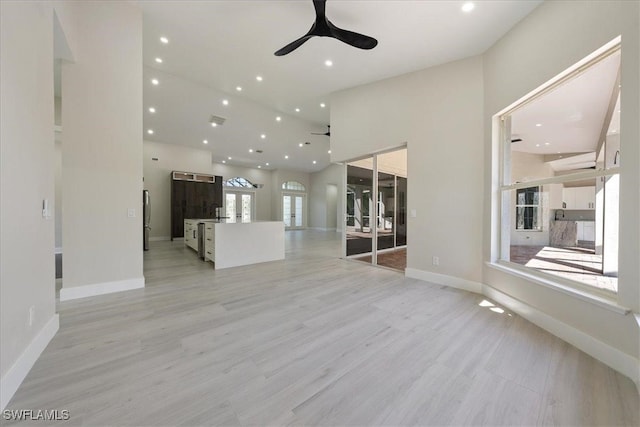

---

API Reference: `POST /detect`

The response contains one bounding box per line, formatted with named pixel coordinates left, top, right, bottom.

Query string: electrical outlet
left=432, top=256, right=439, bottom=266
left=28, top=305, right=35, bottom=327
left=127, top=208, right=136, bottom=218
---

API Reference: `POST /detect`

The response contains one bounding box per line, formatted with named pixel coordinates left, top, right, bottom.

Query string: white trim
left=405, top=268, right=483, bottom=294
left=482, top=284, right=640, bottom=391
left=310, top=227, right=337, bottom=232
left=149, top=236, right=170, bottom=242
left=59, top=277, right=145, bottom=301
left=1, top=314, right=59, bottom=410
left=54, top=247, right=62, bottom=254
left=486, top=261, right=629, bottom=315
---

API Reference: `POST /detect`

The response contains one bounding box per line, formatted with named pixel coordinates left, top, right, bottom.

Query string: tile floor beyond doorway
left=354, top=248, right=407, bottom=271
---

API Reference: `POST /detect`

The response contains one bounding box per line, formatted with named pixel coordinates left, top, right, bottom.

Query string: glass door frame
left=342, top=145, right=407, bottom=266
left=282, top=191, right=306, bottom=230
left=224, top=189, right=256, bottom=223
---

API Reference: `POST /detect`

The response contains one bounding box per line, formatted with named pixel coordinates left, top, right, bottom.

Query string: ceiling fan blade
left=274, top=34, right=313, bottom=56
left=327, top=20, right=377, bottom=50
left=313, top=0, right=326, bottom=19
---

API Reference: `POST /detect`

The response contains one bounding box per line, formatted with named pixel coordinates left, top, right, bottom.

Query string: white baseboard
left=405, top=268, right=483, bottom=294
left=309, top=227, right=337, bottom=232
left=482, top=284, right=640, bottom=392
left=149, top=236, right=170, bottom=242
left=54, top=247, right=62, bottom=254
left=1, top=314, right=59, bottom=410
left=59, top=277, right=145, bottom=301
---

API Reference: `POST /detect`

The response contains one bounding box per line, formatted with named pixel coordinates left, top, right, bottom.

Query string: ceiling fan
left=274, top=0, right=378, bottom=56
left=311, top=125, right=330, bottom=137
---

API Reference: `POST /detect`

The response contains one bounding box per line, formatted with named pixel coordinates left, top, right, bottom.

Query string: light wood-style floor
left=6, top=230, right=639, bottom=426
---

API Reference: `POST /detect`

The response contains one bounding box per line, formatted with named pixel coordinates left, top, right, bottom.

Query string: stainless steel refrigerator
left=143, top=190, right=151, bottom=251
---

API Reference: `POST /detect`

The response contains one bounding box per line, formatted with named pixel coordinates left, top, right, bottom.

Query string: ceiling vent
left=255, top=149, right=263, bottom=154
left=209, top=115, right=226, bottom=126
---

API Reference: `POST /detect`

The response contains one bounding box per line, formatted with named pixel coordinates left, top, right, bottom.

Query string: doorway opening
left=225, top=191, right=255, bottom=223
left=281, top=181, right=307, bottom=230
left=345, top=147, right=407, bottom=271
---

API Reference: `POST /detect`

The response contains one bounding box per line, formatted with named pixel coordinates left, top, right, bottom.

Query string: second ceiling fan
left=274, top=0, right=378, bottom=56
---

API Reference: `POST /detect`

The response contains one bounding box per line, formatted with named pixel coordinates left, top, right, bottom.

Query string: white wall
left=309, top=164, right=343, bottom=231
left=59, top=1, right=144, bottom=296
left=331, top=56, right=485, bottom=283
left=1, top=1, right=57, bottom=408
left=483, top=0, right=639, bottom=363
left=54, top=97, right=62, bottom=251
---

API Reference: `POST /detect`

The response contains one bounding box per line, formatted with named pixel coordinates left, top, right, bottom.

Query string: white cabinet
left=576, top=221, right=595, bottom=242
left=184, top=219, right=199, bottom=251
left=563, top=186, right=596, bottom=209
left=204, top=222, right=215, bottom=263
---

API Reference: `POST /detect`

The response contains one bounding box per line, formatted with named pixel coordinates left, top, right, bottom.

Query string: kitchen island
left=185, top=219, right=285, bottom=269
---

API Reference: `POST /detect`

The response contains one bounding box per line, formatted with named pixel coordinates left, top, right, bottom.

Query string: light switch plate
left=127, top=208, right=135, bottom=218
left=410, top=209, right=417, bottom=218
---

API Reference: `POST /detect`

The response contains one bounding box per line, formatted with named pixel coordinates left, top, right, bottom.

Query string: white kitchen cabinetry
left=576, top=221, right=595, bottom=242
left=563, top=186, right=596, bottom=209
left=204, top=222, right=215, bottom=263
left=184, top=219, right=199, bottom=251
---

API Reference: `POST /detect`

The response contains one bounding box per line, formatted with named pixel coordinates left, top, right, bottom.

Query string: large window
left=495, top=41, right=620, bottom=294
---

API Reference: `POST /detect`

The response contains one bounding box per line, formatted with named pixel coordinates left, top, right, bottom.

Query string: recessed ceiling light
left=236, top=86, right=242, bottom=91
left=461, top=2, right=475, bottom=13
left=155, top=57, right=163, bottom=63
left=222, top=99, right=229, bottom=106
left=151, top=79, right=159, bottom=85
left=203, top=139, right=208, bottom=144
left=148, top=107, right=156, bottom=113
left=320, top=103, right=326, bottom=108
left=256, top=76, right=263, bottom=82
left=265, top=163, right=269, bottom=166
left=228, top=156, right=232, bottom=160
left=249, top=149, right=253, bottom=153
left=276, top=116, right=281, bottom=122
left=222, top=160, right=226, bottom=164
left=535, top=123, right=542, bottom=127
left=545, top=142, right=550, bottom=146
left=160, top=36, right=169, bottom=44
left=313, top=160, right=317, bottom=164
left=211, top=122, right=218, bottom=127
left=324, top=59, right=333, bottom=67
left=258, top=165, right=261, bottom=169
left=261, top=134, right=266, bottom=139
left=295, top=108, right=300, bottom=112
left=328, top=150, right=331, bottom=154
left=298, top=143, right=303, bottom=147
left=147, top=129, right=154, bottom=135
left=535, top=144, right=540, bottom=147
left=284, top=155, right=289, bottom=159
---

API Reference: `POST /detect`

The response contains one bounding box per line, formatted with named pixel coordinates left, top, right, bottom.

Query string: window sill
left=485, top=261, right=630, bottom=315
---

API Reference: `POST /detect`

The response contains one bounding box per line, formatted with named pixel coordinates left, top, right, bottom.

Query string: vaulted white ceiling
left=139, top=0, right=542, bottom=172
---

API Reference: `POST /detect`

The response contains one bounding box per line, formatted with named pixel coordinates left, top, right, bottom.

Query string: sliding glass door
left=345, top=148, right=407, bottom=268
left=346, top=159, right=374, bottom=261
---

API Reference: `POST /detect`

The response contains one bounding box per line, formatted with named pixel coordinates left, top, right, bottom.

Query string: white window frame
left=490, top=37, right=623, bottom=305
